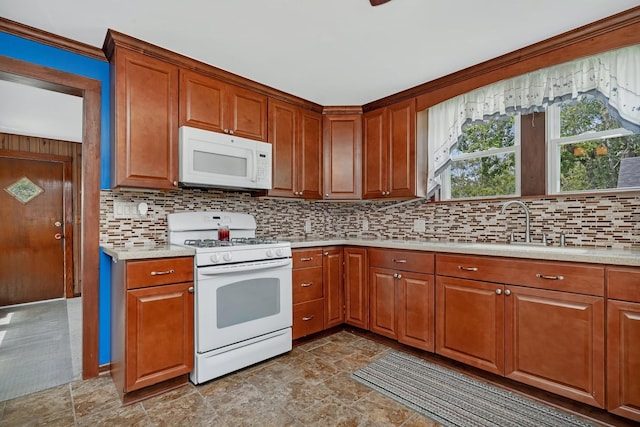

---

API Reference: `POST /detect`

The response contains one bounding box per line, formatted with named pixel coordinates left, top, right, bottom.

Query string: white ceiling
left=1, top=0, right=638, bottom=105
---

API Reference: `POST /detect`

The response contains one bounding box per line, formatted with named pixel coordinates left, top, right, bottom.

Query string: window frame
left=546, top=102, right=638, bottom=195
left=442, top=113, right=522, bottom=200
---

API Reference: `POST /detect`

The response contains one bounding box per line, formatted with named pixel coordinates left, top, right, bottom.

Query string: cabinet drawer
left=436, top=254, right=604, bottom=296
left=292, top=248, right=323, bottom=268
left=292, top=299, right=324, bottom=339
left=608, top=267, right=640, bottom=302
left=293, top=267, right=323, bottom=303
left=368, top=248, right=434, bottom=274
left=126, top=257, right=193, bottom=289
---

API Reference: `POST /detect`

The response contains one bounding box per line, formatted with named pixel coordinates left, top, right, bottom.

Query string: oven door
left=195, top=258, right=292, bottom=354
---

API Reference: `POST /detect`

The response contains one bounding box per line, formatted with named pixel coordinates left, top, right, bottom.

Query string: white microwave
left=179, top=126, right=272, bottom=190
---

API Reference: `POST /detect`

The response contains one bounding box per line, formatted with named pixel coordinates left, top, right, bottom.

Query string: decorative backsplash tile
left=100, top=189, right=640, bottom=249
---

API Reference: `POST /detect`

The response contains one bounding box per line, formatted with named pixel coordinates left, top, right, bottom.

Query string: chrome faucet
left=500, top=200, right=531, bottom=243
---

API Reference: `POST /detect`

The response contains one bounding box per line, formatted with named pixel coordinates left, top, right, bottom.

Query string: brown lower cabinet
left=369, top=249, right=435, bottom=352
left=607, top=267, right=640, bottom=421
left=344, top=247, right=369, bottom=329
left=436, top=254, right=605, bottom=408
left=291, top=247, right=343, bottom=339
left=111, top=257, right=194, bottom=399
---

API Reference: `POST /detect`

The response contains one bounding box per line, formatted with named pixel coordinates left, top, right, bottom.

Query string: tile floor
left=0, top=331, right=441, bottom=426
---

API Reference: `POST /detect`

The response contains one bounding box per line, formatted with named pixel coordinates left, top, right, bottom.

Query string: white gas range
left=167, top=211, right=292, bottom=384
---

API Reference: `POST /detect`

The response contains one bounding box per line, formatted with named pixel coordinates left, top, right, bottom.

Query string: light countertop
left=101, top=244, right=196, bottom=261
left=282, top=237, right=640, bottom=267
left=101, top=238, right=640, bottom=266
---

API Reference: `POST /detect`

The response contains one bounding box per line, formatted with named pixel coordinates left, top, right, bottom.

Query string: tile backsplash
left=100, top=189, right=640, bottom=249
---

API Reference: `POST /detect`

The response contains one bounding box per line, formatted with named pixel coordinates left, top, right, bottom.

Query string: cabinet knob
left=504, top=289, right=511, bottom=296
left=496, top=289, right=502, bottom=295
left=224, top=128, right=229, bottom=133
left=188, top=287, right=194, bottom=293
left=325, top=193, right=329, bottom=197
left=229, top=130, right=234, bottom=135
left=173, top=181, right=178, bottom=187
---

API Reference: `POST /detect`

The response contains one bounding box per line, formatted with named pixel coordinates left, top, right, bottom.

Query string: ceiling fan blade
left=370, top=0, right=392, bottom=6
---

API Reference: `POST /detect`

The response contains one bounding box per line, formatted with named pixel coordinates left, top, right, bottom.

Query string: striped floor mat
left=352, top=351, right=595, bottom=427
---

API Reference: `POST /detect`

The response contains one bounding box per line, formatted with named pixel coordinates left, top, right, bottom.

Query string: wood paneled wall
left=0, top=132, right=83, bottom=295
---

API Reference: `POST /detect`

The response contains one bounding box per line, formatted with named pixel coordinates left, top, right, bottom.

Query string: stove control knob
left=210, top=253, right=221, bottom=263
left=266, top=249, right=274, bottom=258
left=275, top=248, right=283, bottom=257
left=223, top=252, right=233, bottom=262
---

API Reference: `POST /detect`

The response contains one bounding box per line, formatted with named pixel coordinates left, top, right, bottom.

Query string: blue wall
left=1, top=32, right=112, bottom=364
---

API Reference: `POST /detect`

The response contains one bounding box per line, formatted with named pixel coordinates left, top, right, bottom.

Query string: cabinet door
left=323, top=114, right=362, bottom=199
left=435, top=276, right=504, bottom=375
left=113, top=48, right=179, bottom=189
left=179, top=69, right=225, bottom=133
left=369, top=267, right=397, bottom=339
left=505, top=286, right=605, bottom=408
left=298, top=110, right=323, bottom=199
left=607, top=300, right=640, bottom=421
left=226, top=84, right=267, bottom=141
left=344, top=247, right=369, bottom=329
left=387, top=99, right=416, bottom=197
left=363, top=108, right=387, bottom=199
left=126, top=282, right=193, bottom=392
left=324, top=247, right=344, bottom=328
left=398, top=272, right=434, bottom=352
left=268, top=99, right=297, bottom=197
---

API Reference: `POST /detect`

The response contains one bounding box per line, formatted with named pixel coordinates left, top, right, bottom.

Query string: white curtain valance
left=426, top=44, right=640, bottom=197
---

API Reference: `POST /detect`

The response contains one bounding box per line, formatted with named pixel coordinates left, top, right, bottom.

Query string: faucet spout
left=500, top=200, right=531, bottom=243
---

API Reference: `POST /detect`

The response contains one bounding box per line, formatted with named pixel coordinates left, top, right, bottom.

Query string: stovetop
left=183, top=238, right=280, bottom=248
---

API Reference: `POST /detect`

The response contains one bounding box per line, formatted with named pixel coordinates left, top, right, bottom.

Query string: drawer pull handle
left=301, top=282, right=313, bottom=287
left=536, top=273, right=564, bottom=280
left=151, top=269, right=175, bottom=276
left=458, top=266, right=478, bottom=272
left=302, top=315, right=314, bottom=321
left=300, top=257, right=314, bottom=262
left=393, top=259, right=407, bottom=263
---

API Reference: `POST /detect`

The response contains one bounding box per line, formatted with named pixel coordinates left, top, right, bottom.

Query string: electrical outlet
left=414, top=219, right=426, bottom=232
left=114, top=201, right=147, bottom=219
left=304, top=220, right=312, bottom=233
left=362, top=219, right=369, bottom=231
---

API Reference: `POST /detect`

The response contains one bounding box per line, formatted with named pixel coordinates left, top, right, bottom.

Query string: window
left=547, top=95, right=640, bottom=194
left=443, top=113, right=520, bottom=200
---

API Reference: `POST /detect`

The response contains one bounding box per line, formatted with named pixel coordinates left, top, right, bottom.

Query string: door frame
left=0, top=150, right=74, bottom=299
left=0, top=56, right=101, bottom=378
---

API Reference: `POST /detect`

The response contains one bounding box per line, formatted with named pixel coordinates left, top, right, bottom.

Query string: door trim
left=0, top=55, right=101, bottom=378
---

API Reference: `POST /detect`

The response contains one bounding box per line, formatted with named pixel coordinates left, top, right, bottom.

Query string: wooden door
left=435, top=276, right=504, bottom=375
left=126, top=282, right=194, bottom=392
left=268, top=99, right=297, bottom=197
left=369, top=267, right=397, bottom=339
left=113, top=48, right=179, bottom=189
left=298, top=110, right=323, bottom=199
left=323, top=114, right=362, bottom=199
left=0, top=155, right=71, bottom=306
left=607, top=299, right=640, bottom=421
left=363, top=107, right=387, bottom=198
left=179, top=69, right=226, bottom=133
left=387, top=99, right=416, bottom=197
left=505, top=285, right=605, bottom=407
left=397, top=272, right=434, bottom=351
left=323, top=247, right=344, bottom=328
left=344, top=247, right=369, bottom=329
left=226, top=84, right=267, bottom=141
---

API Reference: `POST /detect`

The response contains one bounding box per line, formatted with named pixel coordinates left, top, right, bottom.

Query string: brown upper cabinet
left=322, top=111, right=362, bottom=200
left=110, top=48, right=180, bottom=189
left=179, top=69, right=268, bottom=141
left=268, top=98, right=322, bottom=199
left=363, top=99, right=424, bottom=199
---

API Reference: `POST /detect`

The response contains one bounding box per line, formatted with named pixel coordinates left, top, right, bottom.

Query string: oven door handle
left=198, top=258, right=292, bottom=276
